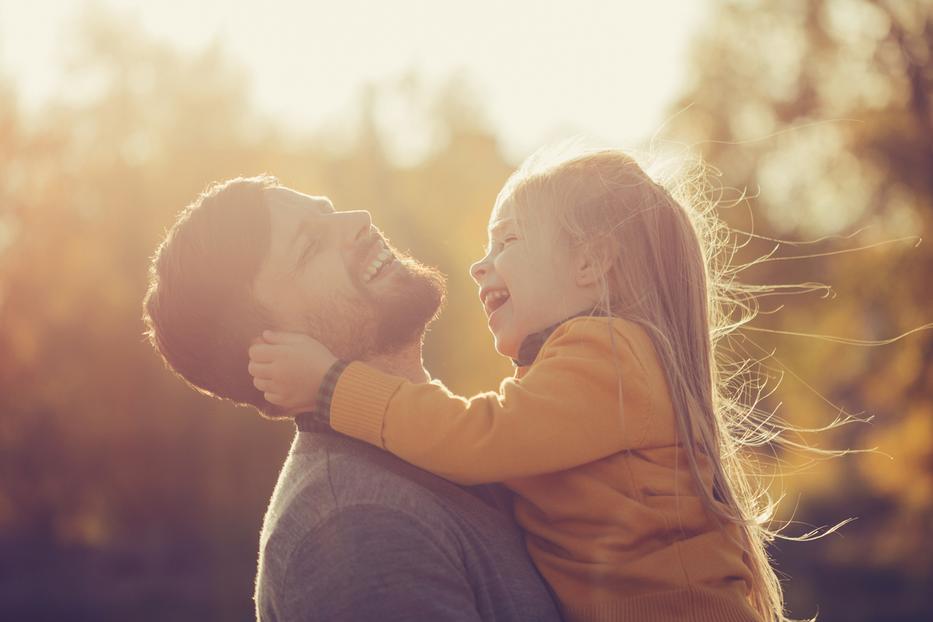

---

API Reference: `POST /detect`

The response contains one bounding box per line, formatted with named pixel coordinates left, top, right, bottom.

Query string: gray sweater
left=254, top=422, right=562, bottom=621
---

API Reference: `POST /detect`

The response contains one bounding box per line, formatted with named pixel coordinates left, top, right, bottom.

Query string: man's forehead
left=265, top=186, right=333, bottom=213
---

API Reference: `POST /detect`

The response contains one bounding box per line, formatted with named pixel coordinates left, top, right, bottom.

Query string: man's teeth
left=363, top=248, right=394, bottom=282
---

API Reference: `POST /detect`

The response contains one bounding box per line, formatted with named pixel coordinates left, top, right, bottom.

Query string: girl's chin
left=492, top=335, right=520, bottom=360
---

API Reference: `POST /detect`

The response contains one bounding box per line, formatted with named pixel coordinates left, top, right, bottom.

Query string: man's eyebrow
left=288, top=220, right=313, bottom=255
left=289, top=222, right=323, bottom=274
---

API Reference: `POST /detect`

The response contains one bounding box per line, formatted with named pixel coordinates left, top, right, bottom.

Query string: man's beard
left=369, top=254, right=446, bottom=354
left=305, top=250, right=446, bottom=361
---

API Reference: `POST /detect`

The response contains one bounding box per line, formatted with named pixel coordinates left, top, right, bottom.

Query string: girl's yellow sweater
left=328, top=316, right=762, bottom=622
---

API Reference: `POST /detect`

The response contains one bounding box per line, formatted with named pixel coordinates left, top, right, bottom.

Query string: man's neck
left=362, top=340, right=429, bottom=384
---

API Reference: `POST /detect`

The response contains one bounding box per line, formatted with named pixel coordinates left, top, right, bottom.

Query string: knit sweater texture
left=329, top=316, right=762, bottom=622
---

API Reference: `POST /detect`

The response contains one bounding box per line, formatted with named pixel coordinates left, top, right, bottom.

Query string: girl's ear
left=573, top=241, right=613, bottom=287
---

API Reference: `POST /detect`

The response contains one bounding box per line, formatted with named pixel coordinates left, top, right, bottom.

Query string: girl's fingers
left=248, top=343, right=279, bottom=363
left=264, top=392, right=285, bottom=406
left=248, top=361, right=273, bottom=378
left=253, top=377, right=277, bottom=393
left=262, top=330, right=308, bottom=345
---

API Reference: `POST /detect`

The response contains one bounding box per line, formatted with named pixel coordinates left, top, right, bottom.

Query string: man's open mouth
left=362, top=238, right=396, bottom=283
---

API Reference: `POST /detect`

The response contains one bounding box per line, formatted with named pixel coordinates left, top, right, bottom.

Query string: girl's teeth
left=484, top=291, right=509, bottom=307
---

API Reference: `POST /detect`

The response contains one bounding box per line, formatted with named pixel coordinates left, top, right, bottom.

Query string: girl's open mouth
left=483, top=289, right=511, bottom=315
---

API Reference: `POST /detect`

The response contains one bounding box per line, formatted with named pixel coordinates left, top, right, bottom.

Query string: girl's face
left=470, top=201, right=596, bottom=360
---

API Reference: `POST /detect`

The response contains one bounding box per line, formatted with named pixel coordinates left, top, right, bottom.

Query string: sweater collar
left=295, top=411, right=329, bottom=432
left=511, top=309, right=608, bottom=367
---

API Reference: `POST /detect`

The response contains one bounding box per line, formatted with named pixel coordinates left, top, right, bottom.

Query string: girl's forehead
left=488, top=216, right=516, bottom=236
left=488, top=202, right=558, bottom=242
left=489, top=200, right=512, bottom=222
left=488, top=200, right=524, bottom=232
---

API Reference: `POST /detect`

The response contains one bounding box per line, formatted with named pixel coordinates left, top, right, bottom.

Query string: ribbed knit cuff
left=315, top=359, right=350, bottom=418
left=330, top=361, right=407, bottom=448
left=296, top=359, right=349, bottom=432
left=560, top=587, right=761, bottom=622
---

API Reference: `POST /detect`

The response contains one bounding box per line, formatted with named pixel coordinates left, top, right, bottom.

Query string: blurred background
left=0, top=1, right=929, bottom=620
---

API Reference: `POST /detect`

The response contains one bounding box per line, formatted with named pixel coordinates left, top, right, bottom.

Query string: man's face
left=252, top=187, right=445, bottom=359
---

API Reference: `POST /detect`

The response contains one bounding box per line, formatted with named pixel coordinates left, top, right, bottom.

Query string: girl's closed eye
left=485, top=238, right=511, bottom=255
left=489, top=235, right=518, bottom=254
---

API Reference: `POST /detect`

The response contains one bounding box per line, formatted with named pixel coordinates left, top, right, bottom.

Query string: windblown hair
left=142, top=175, right=284, bottom=417
left=496, top=148, right=791, bottom=621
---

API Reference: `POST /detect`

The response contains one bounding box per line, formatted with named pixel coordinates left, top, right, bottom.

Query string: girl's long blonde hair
left=497, top=147, right=793, bottom=622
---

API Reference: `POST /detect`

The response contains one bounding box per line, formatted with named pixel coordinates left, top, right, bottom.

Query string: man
left=142, top=175, right=561, bottom=621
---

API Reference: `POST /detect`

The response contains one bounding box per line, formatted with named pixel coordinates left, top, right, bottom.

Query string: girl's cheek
left=491, top=257, right=508, bottom=281
left=494, top=250, right=515, bottom=274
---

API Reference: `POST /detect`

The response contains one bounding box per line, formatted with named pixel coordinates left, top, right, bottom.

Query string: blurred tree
left=0, top=7, right=515, bottom=621
left=2, top=1, right=929, bottom=621
left=666, top=1, right=932, bottom=620
left=0, top=9, right=293, bottom=620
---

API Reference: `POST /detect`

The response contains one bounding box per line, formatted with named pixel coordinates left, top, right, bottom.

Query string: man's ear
left=574, top=242, right=613, bottom=287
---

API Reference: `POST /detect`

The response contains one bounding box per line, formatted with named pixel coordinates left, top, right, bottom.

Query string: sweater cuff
left=313, top=359, right=351, bottom=421
left=330, top=361, right=407, bottom=448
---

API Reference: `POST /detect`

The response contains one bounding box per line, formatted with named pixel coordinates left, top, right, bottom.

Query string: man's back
left=255, top=424, right=561, bottom=621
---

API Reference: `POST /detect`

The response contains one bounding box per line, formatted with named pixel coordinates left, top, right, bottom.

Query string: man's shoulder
left=258, top=431, right=514, bottom=559
left=255, top=431, right=561, bottom=622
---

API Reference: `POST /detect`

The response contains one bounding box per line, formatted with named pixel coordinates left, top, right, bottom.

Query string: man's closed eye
left=295, top=237, right=321, bottom=271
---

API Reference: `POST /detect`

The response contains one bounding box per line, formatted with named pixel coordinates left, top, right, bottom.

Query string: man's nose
left=336, top=210, right=373, bottom=242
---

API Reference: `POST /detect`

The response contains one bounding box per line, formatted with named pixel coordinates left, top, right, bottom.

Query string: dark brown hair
left=142, top=175, right=283, bottom=417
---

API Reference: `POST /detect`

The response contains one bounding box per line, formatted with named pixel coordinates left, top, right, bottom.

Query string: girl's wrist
left=314, top=359, right=351, bottom=420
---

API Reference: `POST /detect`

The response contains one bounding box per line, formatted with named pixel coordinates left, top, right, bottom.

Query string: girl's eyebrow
left=488, top=218, right=515, bottom=237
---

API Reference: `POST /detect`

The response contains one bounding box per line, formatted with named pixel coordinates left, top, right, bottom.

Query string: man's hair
left=142, top=175, right=283, bottom=417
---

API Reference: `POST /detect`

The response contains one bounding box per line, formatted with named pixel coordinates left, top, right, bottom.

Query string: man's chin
left=370, top=255, right=446, bottom=354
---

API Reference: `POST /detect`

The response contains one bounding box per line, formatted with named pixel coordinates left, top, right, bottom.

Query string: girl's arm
left=330, top=320, right=661, bottom=485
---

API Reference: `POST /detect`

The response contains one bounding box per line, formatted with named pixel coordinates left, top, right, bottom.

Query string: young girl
left=249, top=149, right=782, bottom=621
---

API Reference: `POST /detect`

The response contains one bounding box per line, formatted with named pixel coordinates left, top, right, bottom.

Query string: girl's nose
left=470, top=255, right=491, bottom=284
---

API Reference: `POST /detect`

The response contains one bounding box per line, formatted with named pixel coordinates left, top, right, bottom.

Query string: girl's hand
left=247, top=330, right=338, bottom=412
